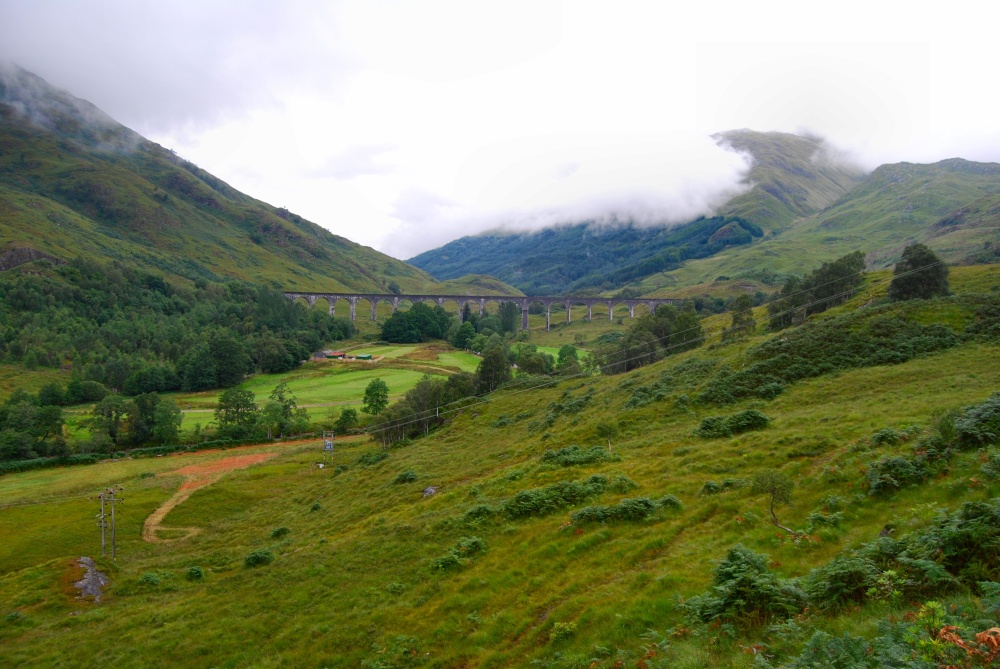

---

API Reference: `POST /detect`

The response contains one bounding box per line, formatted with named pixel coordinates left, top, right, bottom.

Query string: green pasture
left=4, top=276, right=1000, bottom=666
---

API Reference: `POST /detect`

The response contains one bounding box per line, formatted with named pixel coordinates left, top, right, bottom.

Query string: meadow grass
left=3, top=340, right=998, bottom=666
left=3, top=273, right=1000, bottom=667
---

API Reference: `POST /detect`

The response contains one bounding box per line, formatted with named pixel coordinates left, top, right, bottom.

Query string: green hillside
left=2, top=265, right=1000, bottom=667
left=408, top=131, right=865, bottom=294
left=0, top=66, right=512, bottom=295
left=714, top=129, right=866, bottom=230
left=646, top=158, right=1000, bottom=293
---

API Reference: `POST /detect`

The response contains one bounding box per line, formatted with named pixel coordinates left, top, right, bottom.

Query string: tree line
left=0, top=257, right=355, bottom=395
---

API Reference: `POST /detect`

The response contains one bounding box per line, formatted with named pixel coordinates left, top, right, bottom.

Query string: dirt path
left=142, top=453, right=278, bottom=543
left=143, top=435, right=369, bottom=543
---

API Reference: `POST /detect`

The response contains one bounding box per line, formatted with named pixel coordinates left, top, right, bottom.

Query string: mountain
left=645, top=157, right=1000, bottom=293
left=0, top=66, right=503, bottom=295
left=3, top=266, right=1000, bottom=667
left=408, top=131, right=867, bottom=294
left=411, top=131, right=1000, bottom=296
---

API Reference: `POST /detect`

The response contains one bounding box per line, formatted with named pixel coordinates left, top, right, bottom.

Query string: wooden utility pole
left=93, top=486, right=124, bottom=561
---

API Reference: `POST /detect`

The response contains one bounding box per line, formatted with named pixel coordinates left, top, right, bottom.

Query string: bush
left=571, top=497, right=657, bottom=524
left=684, top=544, right=806, bottom=625
left=608, top=473, right=639, bottom=493
left=186, top=566, right=205, bottom=580
left=955, top=392, right=1000, bottom=447
left=803, top=554, right=880, bottom=610
left=696, top=410, right=770, bottom=438
left=139, top=572, right=162, bottom=586
left=356, top=451, right=388, bottom=466
left=244, top=549, right=274, bottom=568
left=867, top=456, right=929, bottom=495
left=270, top=527, right=290, bottom=539
left=464, top=504, right=496, bottom=522
left=432, top=536, right=487, bottom=571
left=696, top=416, right=730, bottom=439
left=541, top=445, right=619, bottom=467
left=871, top=427, right=900, bottom=446
left=550, top=621, right=576, bottom=643
left=785, top=631, right=879, bottom=669
left=656, top=494, right=683, bottom=511
left=699, top=480, right=723, bottom=495
left=393, top=470, right=418, bottom=484
left=502, top=475, right=609, bottom=519
left=982, top=452, right=1000, bottom=480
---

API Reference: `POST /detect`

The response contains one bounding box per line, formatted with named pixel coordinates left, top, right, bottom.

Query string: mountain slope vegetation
left=2, top=265, right=1000, bottom=668
left=0, top=66, right=506, bottom=295
left=411, top=132, right=1000, bottom=297
left=408, top=131, right=866, bottom=294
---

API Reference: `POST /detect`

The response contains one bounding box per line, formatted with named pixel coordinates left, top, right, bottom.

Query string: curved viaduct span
left=284, top=292, right=682, bottom=331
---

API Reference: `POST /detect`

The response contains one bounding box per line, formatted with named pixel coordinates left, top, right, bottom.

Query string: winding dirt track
left=142, top=453, right=278, bottom=543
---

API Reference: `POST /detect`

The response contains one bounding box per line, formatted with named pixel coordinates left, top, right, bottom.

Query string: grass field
left=3, top=268, right=1000, bottom=667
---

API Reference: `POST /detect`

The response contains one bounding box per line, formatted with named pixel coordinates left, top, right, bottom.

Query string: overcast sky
left=3, top=0, right=999, bottom=259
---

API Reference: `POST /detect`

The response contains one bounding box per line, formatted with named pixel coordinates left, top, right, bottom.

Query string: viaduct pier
left=284, top=292, right=682, bottom=331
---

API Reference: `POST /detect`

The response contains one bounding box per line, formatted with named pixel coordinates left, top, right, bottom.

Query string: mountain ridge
left=0, top=66, right=515, bottom=296
left=410, top=133, right=1000, bottom=295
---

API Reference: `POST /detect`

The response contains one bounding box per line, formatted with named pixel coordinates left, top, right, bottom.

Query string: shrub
left=697, top=410, right=770, bottom=438
left=785, top=631, right=879, bottom=669
left=541, top=445, right=619, bottom=467
left=699, top=480, right=723, bottom=495
left=656, top=494, right=683, bottom=511
left=310, top=502, right=322, bottom=512
left=805, top=511, right=843, bottom=532
left=270, top=527, right=290, bottom=539
left=502, top=475, right=609, bottom=519
left=432, top=536, right=487, bottom=571
left=186, top=566, right=205, bottom=580
left=867, top=456, right=929, bottom=495
left=608, top=474, right=639, bottom=493
left=982, top=452, right=1000, bottom=480
left=393, top=470, right=418, bottom=484
left=139, top=572, right=162, bottom=586
left=955, top=392, right=1000, bottom=447
left=803, top=554, right=879, bottom=609
left=696, top=416, right=731, bottom=438
left=356, top=451, right=388, bottom=466
left=550, top=621, right=576, bottom=642
left=571, top=497, right=657, bottom=524
left=464, top=504, right=496, bottom=522
left=871, top=427, right=900, bottom=446
left=244, top=549, right=274, bottom=568
left=683, top=544, right=806, bottom=625
left=726, top=409, right=771, bottom=434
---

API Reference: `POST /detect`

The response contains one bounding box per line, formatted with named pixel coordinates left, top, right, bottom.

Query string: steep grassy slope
left=0, top=67, right=504, bottom=295
left=408, top=131, right=864, bottom=294
left=713, top=129, right=866, bottom=230
left=2, top=266, right=999, bottom=668
left=644, top=158, right=1000, bottom=292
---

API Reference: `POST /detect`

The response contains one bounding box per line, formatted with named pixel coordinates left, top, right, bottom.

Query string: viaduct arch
left=283, top=292, right=683, bottom=331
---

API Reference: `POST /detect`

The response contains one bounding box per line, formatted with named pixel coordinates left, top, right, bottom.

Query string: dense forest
left=409, top=216, right=764, bottom=294
left=0, top=257, right=354, bottom=392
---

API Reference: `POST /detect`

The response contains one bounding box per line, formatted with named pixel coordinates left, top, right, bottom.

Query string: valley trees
left=595, top=304, right=704, bottom=375
left=768, top=251, right=866, bottom=331
left=888, top=243, right=950, bottom=300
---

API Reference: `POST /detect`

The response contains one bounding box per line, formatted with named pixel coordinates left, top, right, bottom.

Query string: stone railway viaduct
left=284, top=292, right=682, bottom=331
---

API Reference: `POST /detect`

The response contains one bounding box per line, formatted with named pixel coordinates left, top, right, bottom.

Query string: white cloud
left=3, top=0, right=1000, bottom=259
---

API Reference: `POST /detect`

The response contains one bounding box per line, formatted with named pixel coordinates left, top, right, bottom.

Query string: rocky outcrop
left=0, top=247, right=64, bottom=271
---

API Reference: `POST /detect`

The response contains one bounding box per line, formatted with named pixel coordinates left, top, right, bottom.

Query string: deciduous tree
left=362, top=378, right=390, bottom=416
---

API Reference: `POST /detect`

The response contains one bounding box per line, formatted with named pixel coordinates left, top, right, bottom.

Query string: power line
left=362, top=260, right=948, bottom=438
